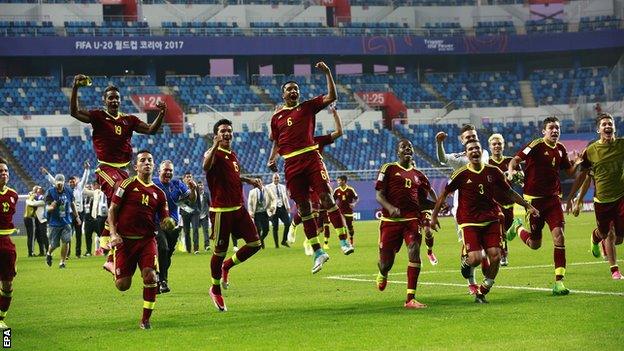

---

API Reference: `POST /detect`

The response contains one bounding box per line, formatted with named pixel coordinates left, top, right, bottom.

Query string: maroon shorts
left=344, top=214, right=354, bottom=231
left=95, top=164, right=129, bottom=203
left=284, top=152, right=331, bottom=204
left=595, top=196, right=624, bottom=238
left=379, top=220, right=421, bottom=253
left=210, top=207, right=260, bottom=253
left=501, top=205, right=514, bottom=232
left=317, top=210, right=329, bottom=226
left=461, top=221, right=503, bottom=253
left=113, top=236, right=157, bottom=280
left=0, top=236, right=16, bottom=281
left=525, top=196, right=564, bottom=241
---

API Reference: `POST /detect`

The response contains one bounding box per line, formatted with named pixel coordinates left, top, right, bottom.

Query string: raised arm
left=203, top=135, right=222, bottom=172
left=77, top=161, right=90, bottom=191
left=135, top=100, right=167, bottom=135
left=316, top=62, right=337, bottom=106
left=329, top=104, right=343, bottom=140
left=70, top=74, right=93, bottom=123
left=435, top=132, right=448, bottom=164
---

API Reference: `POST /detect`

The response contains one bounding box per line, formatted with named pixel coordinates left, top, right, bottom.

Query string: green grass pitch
left=8, top=212, right=624, bottom=350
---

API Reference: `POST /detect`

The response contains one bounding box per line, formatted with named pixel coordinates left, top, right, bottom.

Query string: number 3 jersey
left=375, top=162, right=431, bottom=220
left=445, top=164, right=511, bottom=227
left=205, top=147, right=245, bottom=211
left=515, top=138, right=571, bottom=198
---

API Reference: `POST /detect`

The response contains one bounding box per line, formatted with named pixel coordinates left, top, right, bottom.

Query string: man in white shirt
left=436, top=124, right=490, bottom=295
left=196, top=181, right=211, bottom=251
left=83, top=181, right=108, bottom=256
left=25, top=185, right=49, bottom=256
left=265, top=173, right=291, bottom=248
left=248, top=178, right=276, bottom=249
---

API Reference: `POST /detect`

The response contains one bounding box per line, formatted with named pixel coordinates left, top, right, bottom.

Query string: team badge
left=153, top=192, right=157, bottom=199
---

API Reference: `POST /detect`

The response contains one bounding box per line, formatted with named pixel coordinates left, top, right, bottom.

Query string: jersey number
left=114, top=125, right=122, bottom=135
left=551, top=157, right=556, bottom=167
left=1, top=202, right=8, bottom=213
left=287, top=117, right=293, bottom=127
left=141, top=194, right=149, bottom=206
left=233, top=162, right=239, bottom=173
left=478, top=184, right=484, bottom=195
left=404, top=178, right=412, bottom=188
left=321, top=170, right=328, bottom=180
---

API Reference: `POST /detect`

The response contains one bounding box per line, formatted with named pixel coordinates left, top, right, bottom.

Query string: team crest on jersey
left=225, top=156, right=229, bottom=159
left=132, top=188, right=139, bottom=192
left=544, top=151, right=549, bottom=155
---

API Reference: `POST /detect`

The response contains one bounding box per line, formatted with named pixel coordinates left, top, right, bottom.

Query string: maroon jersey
left=206, top=147, right=245, bottom=210
left=0, top=187, right=18, bottom=235
left=446, top=164, right=511, bottom=227
left=333, top=186, right=358, bottom=215
left=89, top=110, right=142, bottom=166
left=111, top=176, right=168, bottom=238
left=515, top=138, right=572, bottom=198
left=375, top=162, right=431, bottom=220
left=270, top=95, right=325, bottom=157
left=488, top=156, right=515, bottom=206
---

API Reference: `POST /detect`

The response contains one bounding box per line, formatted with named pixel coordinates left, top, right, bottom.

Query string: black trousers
left=271, top=206, right=291, bottom=246
left=156, top=226, right=183, bottom=282
left=73, top=211, right=84, bottom=256
left=83, top=214, right=99, bottom=255
left=254, top=211, right=270, bottom=246
left=24, top=217, right=35, bottom=256
left=181, top=211, right=200, bottom=252
left=34, top=218, right=48, bottom=255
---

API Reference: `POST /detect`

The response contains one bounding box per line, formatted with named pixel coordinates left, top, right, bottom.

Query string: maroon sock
left=302, top=215, right=318, bottom=240
left=293, top=212, right=302, bottom=226
left=0, top=289, right=12, bottom=317
left=478, top=284, right=491, bottom=296
left=519, top=227, right=531, bottom=246
left=406, top=263, right=421, bottom=301
left=327, top=207, right=347, bottom=240
left=142, top=281, right=157, bottom=323
left=211, top=254, right=225, bottom=294
left=427, top=248, right=433, bottom=255
left=554, top=245, right=566, bottom=281
left=223, top=244, right=260, bottom=271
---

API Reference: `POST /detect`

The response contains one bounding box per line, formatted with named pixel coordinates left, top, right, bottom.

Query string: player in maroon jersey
left=487, top=133, right=523, bottom=266
left=267, top=71, right=354, bottom=274
left=0, top=158, right=18, bottom=330
left=431, top=141, right=538, bottom=303
left=506, top=116, right=580, bottom=295
left=203, top=119, right=262, bottom=312
left=70, top=74, right=167, bottom=270
left=333, top=175, right=358, bottom=245
left=107, top=150, right=172, bottom=330
left=375, top=139, right=437, bottom=309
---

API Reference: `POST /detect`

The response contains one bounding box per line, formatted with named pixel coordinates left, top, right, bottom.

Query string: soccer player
left=45, top=174, right=80, bottom=268
left=107, top=150, right=172, bottom=330
left=435, top=124, right=489, bottom=294
left=487, top=133, right=523, bottom=266
left=70, top=74, right=166, bottom=269
left=565, top=113, right=623, bottom=279
left=203, top=119, right=263, bottom=312
left=375, top=139, right=437, bottom=309
left=507, top=116, right=580, bottom=295
left=333, top=175, right=358, bottom=245
left=288, top=103, right=344, bottom=253
left=153, top=160, right=197, bottom=293
left=0, top=158, right=18, bottom=329
left=431, top=141, right=539, bottom=303
left=267, top=70, right=354, bottom=273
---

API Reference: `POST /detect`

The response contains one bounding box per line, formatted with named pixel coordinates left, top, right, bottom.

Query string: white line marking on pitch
left=339, top=261, right=610, bottom=277
left=326, top=275, right=624, bottom=297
